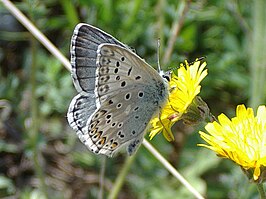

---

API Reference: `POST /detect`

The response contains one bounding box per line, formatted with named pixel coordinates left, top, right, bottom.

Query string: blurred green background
left=0, top=0, right=265, bottom=198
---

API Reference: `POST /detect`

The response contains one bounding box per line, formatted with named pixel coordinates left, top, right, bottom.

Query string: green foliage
left=0, top=175, right=16, bottom=197
left=0, top=0, right=262, bottom=199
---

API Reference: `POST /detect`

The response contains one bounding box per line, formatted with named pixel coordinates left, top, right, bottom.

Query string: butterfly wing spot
left=117, top=122, right=123, bottom=128
left=110, top=141, right=118, bottom=149
left=116, top=103, right=122, bottom=109
left=138, top=91, right=144, bottom=98
left=106, top=114, right=112, bottom=119
left=117, top=131, right=125, bottom=139
left=92, top=131, right=102, bottom=140
left=121, top=81, right=126, bottom=87
left=127, top=138, right=141, bottom=155
left=115, top=76, right=120, bottom=80
left=92, top=109, right=107, bottom=120
left=97, top=136, right=106, bottom=146
left=89, top=128, right=97, bottom=136
left=111, top=122, right=117, bottom=127
left=99, top=84, right=110, bottom=93
left=127, top=67, right=132, bottom=76
left=99, top=75, right=110, bottom=83
left=99, top=66, right=109, bottom=75
left=106, top=119, right=111, bottom=124
left=135, top=75, right=141, bottom=80
left=90, top=121, right=98, bottom=129
left=116, top=61, right=120, bottom=67
left=134, top=106, right=139, bottom=111
left=114, top=68, right=119, bottom=73
left=108, top=100, right=113, bottom=105
left=121, top=56, right=125, bottom=61
left=132, top=130, right=136, bottom=135
left=101, top=57, right=111, bottom=65
left=125, top=93, right=131, bottom=100
left=135, top=115, right=139, bottom=119
left=76, top=120, right=82, bottom=126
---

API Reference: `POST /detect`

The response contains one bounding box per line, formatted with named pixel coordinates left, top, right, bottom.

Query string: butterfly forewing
left=83, top=44, right=168, bottom=156
left=71, top=23, right=127, bottom=93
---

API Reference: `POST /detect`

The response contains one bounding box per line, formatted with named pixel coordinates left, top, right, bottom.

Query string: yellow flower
left=199, top=104, right=266, bottom=181
left=149, top=60, right=208, bottom=141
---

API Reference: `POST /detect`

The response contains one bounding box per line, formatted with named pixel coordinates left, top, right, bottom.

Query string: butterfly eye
left=162, top=74, right=170, bottom=82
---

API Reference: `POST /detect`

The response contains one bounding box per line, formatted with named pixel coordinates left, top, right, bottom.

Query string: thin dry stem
left=1, top=0, right=71, bottom=71
left=142, top=140, right=204, bottom=199
left=162, top=0, right=191, bottom=65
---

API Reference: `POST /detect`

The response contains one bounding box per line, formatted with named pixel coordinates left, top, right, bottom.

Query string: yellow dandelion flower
left=199, top=104, right=266, bottom=181
left=149, top=60, right=208, bottom=141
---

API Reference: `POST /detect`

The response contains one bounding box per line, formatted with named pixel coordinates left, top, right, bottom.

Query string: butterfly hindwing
left=86, top=89, right=161, bottom=157
left=67, top=93, right=97, bottom=143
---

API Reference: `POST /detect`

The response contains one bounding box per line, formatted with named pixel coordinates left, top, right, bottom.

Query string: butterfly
left=67, top=23, right=169, bottom=157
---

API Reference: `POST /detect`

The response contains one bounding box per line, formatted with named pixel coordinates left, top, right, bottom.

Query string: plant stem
left=162, top=0, right=191, bottom=66
left=249, top=0, right=266, bottom=108
left=30, top=20, right=48, bottom=199
left=1, top=0, right=71, bottom=71
left=108, top=155, right=136, bottom=199
left=98, top=156, right=107, bottom=199
left=142, top=139, right=204, bottom=199
left=256, top=183, right=266, bottom=199
left=28, top=2, right=47, bottom=197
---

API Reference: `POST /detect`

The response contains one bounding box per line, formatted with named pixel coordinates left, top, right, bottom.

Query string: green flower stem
left=108, top=155, right=136, bottom=199
left=256, top=183, right=266, bottom=199
left=29, top=3, right=48, bottom=198
left=98, top=156, right=106, bottom=199
left=249, top=0, right=266, bottom=108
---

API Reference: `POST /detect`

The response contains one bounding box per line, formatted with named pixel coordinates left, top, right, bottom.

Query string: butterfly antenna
left=157, top=39, right=162, bottom=73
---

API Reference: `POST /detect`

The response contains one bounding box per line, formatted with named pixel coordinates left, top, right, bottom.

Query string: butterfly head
left=160, top=70, right=172, bottom=82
